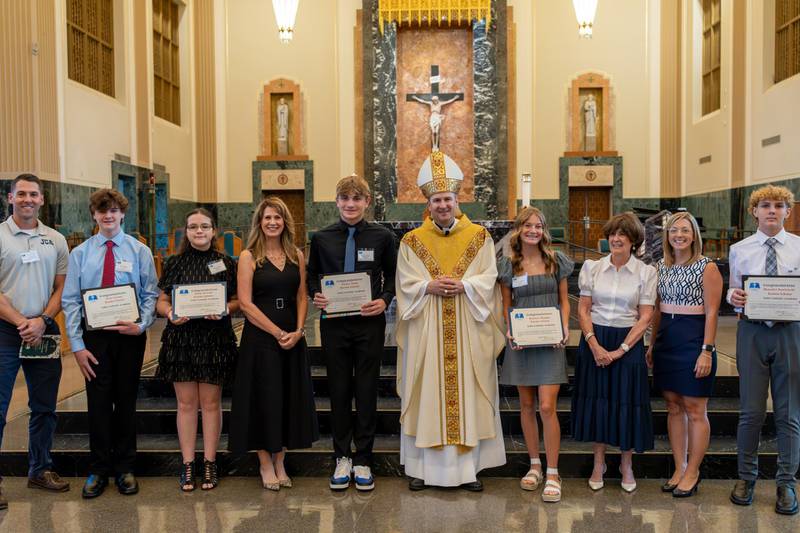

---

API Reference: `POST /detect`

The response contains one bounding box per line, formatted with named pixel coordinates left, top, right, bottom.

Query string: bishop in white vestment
left=396, top=151, right=506, bottom=489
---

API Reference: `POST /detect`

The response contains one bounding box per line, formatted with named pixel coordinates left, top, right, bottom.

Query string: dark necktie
left=344, top=226, right=356, bottom=273
left=101, top=240, right=116, bottom=287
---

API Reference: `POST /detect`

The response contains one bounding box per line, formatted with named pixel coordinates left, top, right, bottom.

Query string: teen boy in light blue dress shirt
left=61, top=188, right=158, bottom=499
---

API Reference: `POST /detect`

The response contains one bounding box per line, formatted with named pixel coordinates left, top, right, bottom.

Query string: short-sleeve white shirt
left=726, top=228, right=800, bottom=311
left=578, top=254, right=657, bottom=327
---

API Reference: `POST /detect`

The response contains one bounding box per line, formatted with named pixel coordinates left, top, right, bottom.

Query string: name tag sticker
left=116, top=260, right=134, bottom=273
left=208, top=259, right=226, bottom=274
left=512, top=275, right=528, bottom=289
left=358, top=249, right=375, bottom=262
left=20, top=250, right=41, bottom=264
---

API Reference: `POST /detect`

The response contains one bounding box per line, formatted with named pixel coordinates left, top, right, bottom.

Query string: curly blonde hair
left=748, top=185, right=795, bottom=218
left=509, top=206, right=557, bottom=275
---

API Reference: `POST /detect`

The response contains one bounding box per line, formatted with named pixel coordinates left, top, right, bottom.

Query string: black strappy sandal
left=201, top=459, right=218, bottom=490
left=180, top=461, right=195, bottom=492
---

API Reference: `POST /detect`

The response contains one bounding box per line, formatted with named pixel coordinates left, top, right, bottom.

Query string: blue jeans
left=0, top=344, right=62, bottom=477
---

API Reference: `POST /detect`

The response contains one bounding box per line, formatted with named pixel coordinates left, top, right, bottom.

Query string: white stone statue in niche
left=276, top=98, right=289, bottom=155
left=583, top=94, right=598, bottom=151
left=411, top=94, right=459, bottom=152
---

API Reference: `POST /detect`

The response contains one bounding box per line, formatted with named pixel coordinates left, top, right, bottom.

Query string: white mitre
left=417, top=150, right=463, bottom=198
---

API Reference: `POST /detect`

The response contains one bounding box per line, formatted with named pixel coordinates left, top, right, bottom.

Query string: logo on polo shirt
left=40, top=238, right=54, bottom=246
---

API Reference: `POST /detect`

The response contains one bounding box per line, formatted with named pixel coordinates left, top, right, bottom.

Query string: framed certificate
left=508, top=306, right=564, bottom=348
left=172, top=282, right=228, bottom=319
left=320, top=271, right=372, bottom=318
left=743, top=275, right=800, bottom=322
left=81, top=284, right=141, bottom=331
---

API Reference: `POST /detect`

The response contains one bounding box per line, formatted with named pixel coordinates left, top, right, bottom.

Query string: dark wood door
left=786, top=201, right=800, bottom=236
left=263, top=190, right=306, bottom=247
left=568, top=187, right=611, bottom=250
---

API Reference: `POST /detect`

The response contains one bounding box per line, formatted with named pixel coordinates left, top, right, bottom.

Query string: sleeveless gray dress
left=497, top=252, right=574, bottom=386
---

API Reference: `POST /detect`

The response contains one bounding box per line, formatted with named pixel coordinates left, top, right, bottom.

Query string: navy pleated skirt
left=571, top=323, right=654, bottom=453
left=652, top=313, right=716, bottom=397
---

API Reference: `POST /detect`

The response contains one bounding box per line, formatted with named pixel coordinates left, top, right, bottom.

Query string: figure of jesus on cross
left=407, top=65, right=464, bottom=152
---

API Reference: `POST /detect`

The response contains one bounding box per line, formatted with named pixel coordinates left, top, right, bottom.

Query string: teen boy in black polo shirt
left=307, top=174, right=396, bottom=491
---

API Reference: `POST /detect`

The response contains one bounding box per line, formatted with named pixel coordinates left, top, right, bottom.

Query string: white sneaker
left=353, top=465, right=375, bottom=491
left=329, top=457, right=352, bottom=490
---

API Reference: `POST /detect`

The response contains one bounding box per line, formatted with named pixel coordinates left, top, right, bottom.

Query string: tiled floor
left=0, top=477, right=796, bottom=532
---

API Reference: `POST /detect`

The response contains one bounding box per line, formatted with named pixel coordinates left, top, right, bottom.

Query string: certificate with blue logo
left=172, top=282, right=227, bottom=319
left=81, top=284, right=141, bottom=330
left=743, top=275, right=800, bottom=322
left=508, top=306, right=564, bottom=348
left=320, top=272, right=372, bottom=318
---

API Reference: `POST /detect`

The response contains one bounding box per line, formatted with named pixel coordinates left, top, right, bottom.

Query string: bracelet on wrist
left=584, top=331, right=595, bottom=341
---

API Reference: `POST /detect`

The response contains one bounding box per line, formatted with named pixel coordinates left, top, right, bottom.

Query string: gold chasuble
left=396, top=214, right=506, bottom=450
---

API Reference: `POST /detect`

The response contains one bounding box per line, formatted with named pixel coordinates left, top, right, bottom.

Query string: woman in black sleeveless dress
left=228, top=197, right=317, bottom=491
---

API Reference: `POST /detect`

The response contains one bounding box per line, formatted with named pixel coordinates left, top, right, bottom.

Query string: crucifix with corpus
left=406, top=65, right=464, bottom=151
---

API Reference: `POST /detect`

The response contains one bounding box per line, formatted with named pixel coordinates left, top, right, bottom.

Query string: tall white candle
left=521, top=173, right=532, bottom=207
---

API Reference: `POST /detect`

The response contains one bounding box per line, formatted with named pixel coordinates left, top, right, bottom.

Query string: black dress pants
left=320, top=314, right=385, bottom=466
left=82, top=329, right=146, bottom=476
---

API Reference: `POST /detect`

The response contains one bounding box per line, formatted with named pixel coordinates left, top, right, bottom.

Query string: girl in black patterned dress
left=155, top=208, right=239, bottom=491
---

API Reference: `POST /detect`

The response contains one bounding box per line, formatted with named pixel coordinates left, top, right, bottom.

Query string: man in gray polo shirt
left=0, top=174, right=70, bottom=509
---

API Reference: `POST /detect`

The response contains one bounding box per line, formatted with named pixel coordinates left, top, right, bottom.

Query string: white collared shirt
left=726, top=228, right=800, bottom=310
left=578, top=254, right=657, bottom=327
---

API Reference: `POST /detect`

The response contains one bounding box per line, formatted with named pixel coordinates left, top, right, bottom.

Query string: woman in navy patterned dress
left=647, top=212, right=722, bottom=497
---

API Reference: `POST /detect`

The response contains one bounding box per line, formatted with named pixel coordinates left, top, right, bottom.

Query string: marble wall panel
left=372, top=13, right=397, bottom=220
left=473, top=18, right=500, bottom=218
left=396, top=27, right=475, bottom=203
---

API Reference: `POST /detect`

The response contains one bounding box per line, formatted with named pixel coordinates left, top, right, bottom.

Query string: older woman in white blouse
left=571, top=212, right=657, bottom=493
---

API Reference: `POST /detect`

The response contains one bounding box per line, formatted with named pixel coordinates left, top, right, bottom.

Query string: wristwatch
left=620, top=342, right=630, bottom=353
left=701, top=344, right=716, bottom=352
left=39, top=313, right=56, bottom=329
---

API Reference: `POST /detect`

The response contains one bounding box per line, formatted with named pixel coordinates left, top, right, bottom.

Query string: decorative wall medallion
left=585, top=169, right=597, bottom=182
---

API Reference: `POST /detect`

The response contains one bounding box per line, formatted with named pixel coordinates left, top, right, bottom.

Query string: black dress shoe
left=408, top=477, right=427, bottom=491
left=460, top=480, right=483, bottom=492
left=730, top=479, right=756, bottom=506
left=673, top=477, right=701, bottom=498
left=116, top=473, right=139, bottom=495
left=82, top=475, right=108, bottom=499
left=776, top=486, right=798, bottom=515
left=661, top=481, right=678, bottom=493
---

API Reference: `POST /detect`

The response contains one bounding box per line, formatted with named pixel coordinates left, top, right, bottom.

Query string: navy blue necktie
left=344, top=226, right=356, bottom=272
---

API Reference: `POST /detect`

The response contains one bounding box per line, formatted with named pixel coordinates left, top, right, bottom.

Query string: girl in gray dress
left=499, top=206, right=573, bottom=502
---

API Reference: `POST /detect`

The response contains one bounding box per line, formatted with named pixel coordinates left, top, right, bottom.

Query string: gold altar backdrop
left=396, top=27, right=475, bottom=203
left=378, top=0, right=491, bottom=33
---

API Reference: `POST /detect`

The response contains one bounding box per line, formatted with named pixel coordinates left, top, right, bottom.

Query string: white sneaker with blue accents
left=329, top=457, right=352, bottom=490
left=353, top=465, right=375, bottom=491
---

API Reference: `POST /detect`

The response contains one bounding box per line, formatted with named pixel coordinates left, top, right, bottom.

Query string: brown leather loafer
left=28, top=470, right=70, bottom=492
left=776, top=486, right=798, bottom=515
left=730, top=479, right=756, bottom=506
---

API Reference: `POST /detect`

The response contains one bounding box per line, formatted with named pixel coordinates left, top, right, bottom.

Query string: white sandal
left=542, top=470, right=562, bottom=503
left=520, top=459, right=543, bottom=491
